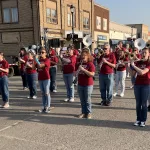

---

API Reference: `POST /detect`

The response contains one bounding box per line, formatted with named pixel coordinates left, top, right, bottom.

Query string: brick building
left=0, top=0, right=94, bottom=56
left=93, top=3, right=109, bottom=48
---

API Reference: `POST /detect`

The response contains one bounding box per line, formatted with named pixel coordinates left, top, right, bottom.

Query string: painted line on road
left=0, top=115, right=36, bottom=132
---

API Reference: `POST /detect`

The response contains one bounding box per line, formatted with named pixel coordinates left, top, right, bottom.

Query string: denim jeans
left=39, top=79, right=51, bottom=108
left=63, top=73, right=74, bottom=99
left=50, top=66, right=57, bottom=91
left=20, top=70, right=28, bottom=88
left=0, top=76, right=9, bottom=102
left=115, top=70, right=126, bottom=95
left=99, top=73, right=114, bottom=102
left=134, top=85, right=150, bottom=122
left=27, top=73, right=37, bottom=97
left=78, top=85, right=93, bottom=114
left=131, top=74, right=137, bottom=86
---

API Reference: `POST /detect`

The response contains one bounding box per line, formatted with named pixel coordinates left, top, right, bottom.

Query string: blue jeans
left=27, top=73, right=37, bottom=97
left=50, top=66, right=57, bottom=91
left=99, top=73, right=114, bottom=102
left=78, top=85, right=93, bottom=114
left=20, top=70, right=28, bottom=88
left=0, top=76, right=9, bottom=102
left=63, top=73, right=74, bottom=99
left=39, top=80, right=51, bottom=108
left=134, top=85, right=150, bottom=122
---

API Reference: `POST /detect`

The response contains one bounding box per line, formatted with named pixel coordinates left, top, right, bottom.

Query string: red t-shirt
left=49, top=56, right=58, bottom=66
left=25, top=59, right=37, bottom=74
left=73, top=49, right=79, bottom=56
left=78, top=62, right=95, bottom=86
left=20, top=55, right=28, bottom=71
left=114, top=47, right=126, bottom=58
left=98, top=53, right=116, bottom=74
left=135, top=60, right=150, bottom=85
left=37, top=58, right=50, bottom=80
left=0, top=60, right=9, bottom=77
left=63, top=55, right=76, bottom=74
left=116, top=56, right=128, bottom=71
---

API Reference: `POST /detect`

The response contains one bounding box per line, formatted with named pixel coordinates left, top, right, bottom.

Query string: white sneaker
left=120, top=93, right=124, bottom=97
left=134, top=121, right=140, bottom=126
left=130, top=85, right=134, bottom=89
left=27, top=96, right=32, bottom=99
left=64, top=98, right=69, bottom=102
left=53, top=90, right=57, bottom=93
left=113, top=93, right=117, bottom=97
left=69, top=98, right=74, bottom=102
left=140, top=122, right=145, bottom=127
left=32, top=96, right=37, bottom=99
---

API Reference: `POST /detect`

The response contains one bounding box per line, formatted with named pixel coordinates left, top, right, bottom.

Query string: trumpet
left=129, top=53, right=136, bottom=60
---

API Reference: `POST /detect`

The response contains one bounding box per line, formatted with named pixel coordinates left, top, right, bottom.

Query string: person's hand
left=102, top=58, right=107, bottom=63
left=79, top=65, right=85, bottom=71
left=130, top=60, right=135, bottom=66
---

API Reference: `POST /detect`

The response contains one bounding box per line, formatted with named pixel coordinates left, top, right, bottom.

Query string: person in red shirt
left=18, top=48, right=28, bottom=90
left=114, top=50, right=128, bottom=97
left=49, top=49, right=59, bottom=93
left=76, top=49, right=95, bottom=119
left=125, top=44, right=132, bottom=78
left=130, top=47, right=150, bottom=127
left=25, top=50, right=37, bottom=99
left=97, top=43, right=116, bottom=106
left=60, top=47, right=76, bottom=102
left=34, top=48, right=51, bottom=113
left=0, top=52, right=9, bottom=108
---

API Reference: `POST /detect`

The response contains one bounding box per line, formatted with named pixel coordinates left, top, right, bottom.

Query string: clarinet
left=73, top=60, right=83, bottom=84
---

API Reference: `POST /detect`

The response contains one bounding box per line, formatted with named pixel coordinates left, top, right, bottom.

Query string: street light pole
left=70, top=5, right=75, bottom=44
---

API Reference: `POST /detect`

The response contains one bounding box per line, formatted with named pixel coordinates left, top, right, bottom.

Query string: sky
left=95, top=0, right=150, bottom=30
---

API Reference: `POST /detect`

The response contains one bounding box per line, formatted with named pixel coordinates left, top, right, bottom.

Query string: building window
left=103, top=18, right=107, bottom=31
left=96, top=16, right=101, bottom=30
left=83, top=11, right=90, bottom=29
left=2, top=0, right=18, bottom=23
left=67, top=6, right=76, bottom=27
left=46, top=1, right=57, bottom=24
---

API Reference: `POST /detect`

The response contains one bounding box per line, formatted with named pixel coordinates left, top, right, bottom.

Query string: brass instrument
left=95, top=48, right=104, bottom=58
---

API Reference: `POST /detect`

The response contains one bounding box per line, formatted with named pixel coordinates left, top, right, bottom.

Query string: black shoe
left=148, top=105, right=150, bottom=111
left=39, top=108, right=46, bottom=113
left=100, top=101, right=106, bottom=106
left=105, top=101, right=111, bottom=106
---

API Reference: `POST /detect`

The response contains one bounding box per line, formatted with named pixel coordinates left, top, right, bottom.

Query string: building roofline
left=94, top=3, right=109, bottom=10
left=110, top=21, right=137, bottom=29
left=126, top=24, right=149, bottom=27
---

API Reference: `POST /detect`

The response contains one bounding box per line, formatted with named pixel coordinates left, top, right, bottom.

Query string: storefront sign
left=97, top=35, right=107, bottom=41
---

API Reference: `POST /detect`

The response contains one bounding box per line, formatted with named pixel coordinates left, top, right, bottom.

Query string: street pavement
left=0, top=73, right=150, bottom=150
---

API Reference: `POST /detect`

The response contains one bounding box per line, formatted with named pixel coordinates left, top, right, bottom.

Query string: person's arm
left=103, top=58, right=116, bottom=68
left=79, top=64, right=95, bottom=77
left=0, top=68, right=8, bottom=73
left=0, top=62, right=9, bottom=73
left=131, top=61, right=149, bottom=75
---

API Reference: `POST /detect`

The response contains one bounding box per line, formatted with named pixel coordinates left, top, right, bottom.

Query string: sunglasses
left=103, top=48, right=107, bottom=50
left=40, top=51, right=46, bottom=54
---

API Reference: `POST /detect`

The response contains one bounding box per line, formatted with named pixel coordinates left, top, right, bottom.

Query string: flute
left=73, top=60, right=83, bottom=84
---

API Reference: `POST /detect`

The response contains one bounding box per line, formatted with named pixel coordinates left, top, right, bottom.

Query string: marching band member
left=125, top=44, right=132, bottom=78
left=130, top=48, right=150, bottom=127
left=18, top=48, right=28, bottom=90
left=113, top=50, right=128, bottom=97
left=25, top=50, right=37, bottom=99
left=60, top=47, right=76, bottom=102
left=77, top=49, right=95, bottom=119
left=0, top=52, right=9, bottom=108
left=130, top=47, right=141, bottom=89
left=34, top=48, right=51, bottom=113
left=98, top=44, right=116, bottom=106
left=49, top=48, right=58, bottom=93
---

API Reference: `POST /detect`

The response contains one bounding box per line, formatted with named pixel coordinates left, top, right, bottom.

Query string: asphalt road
left=0, top=73, right=150, bottom=150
